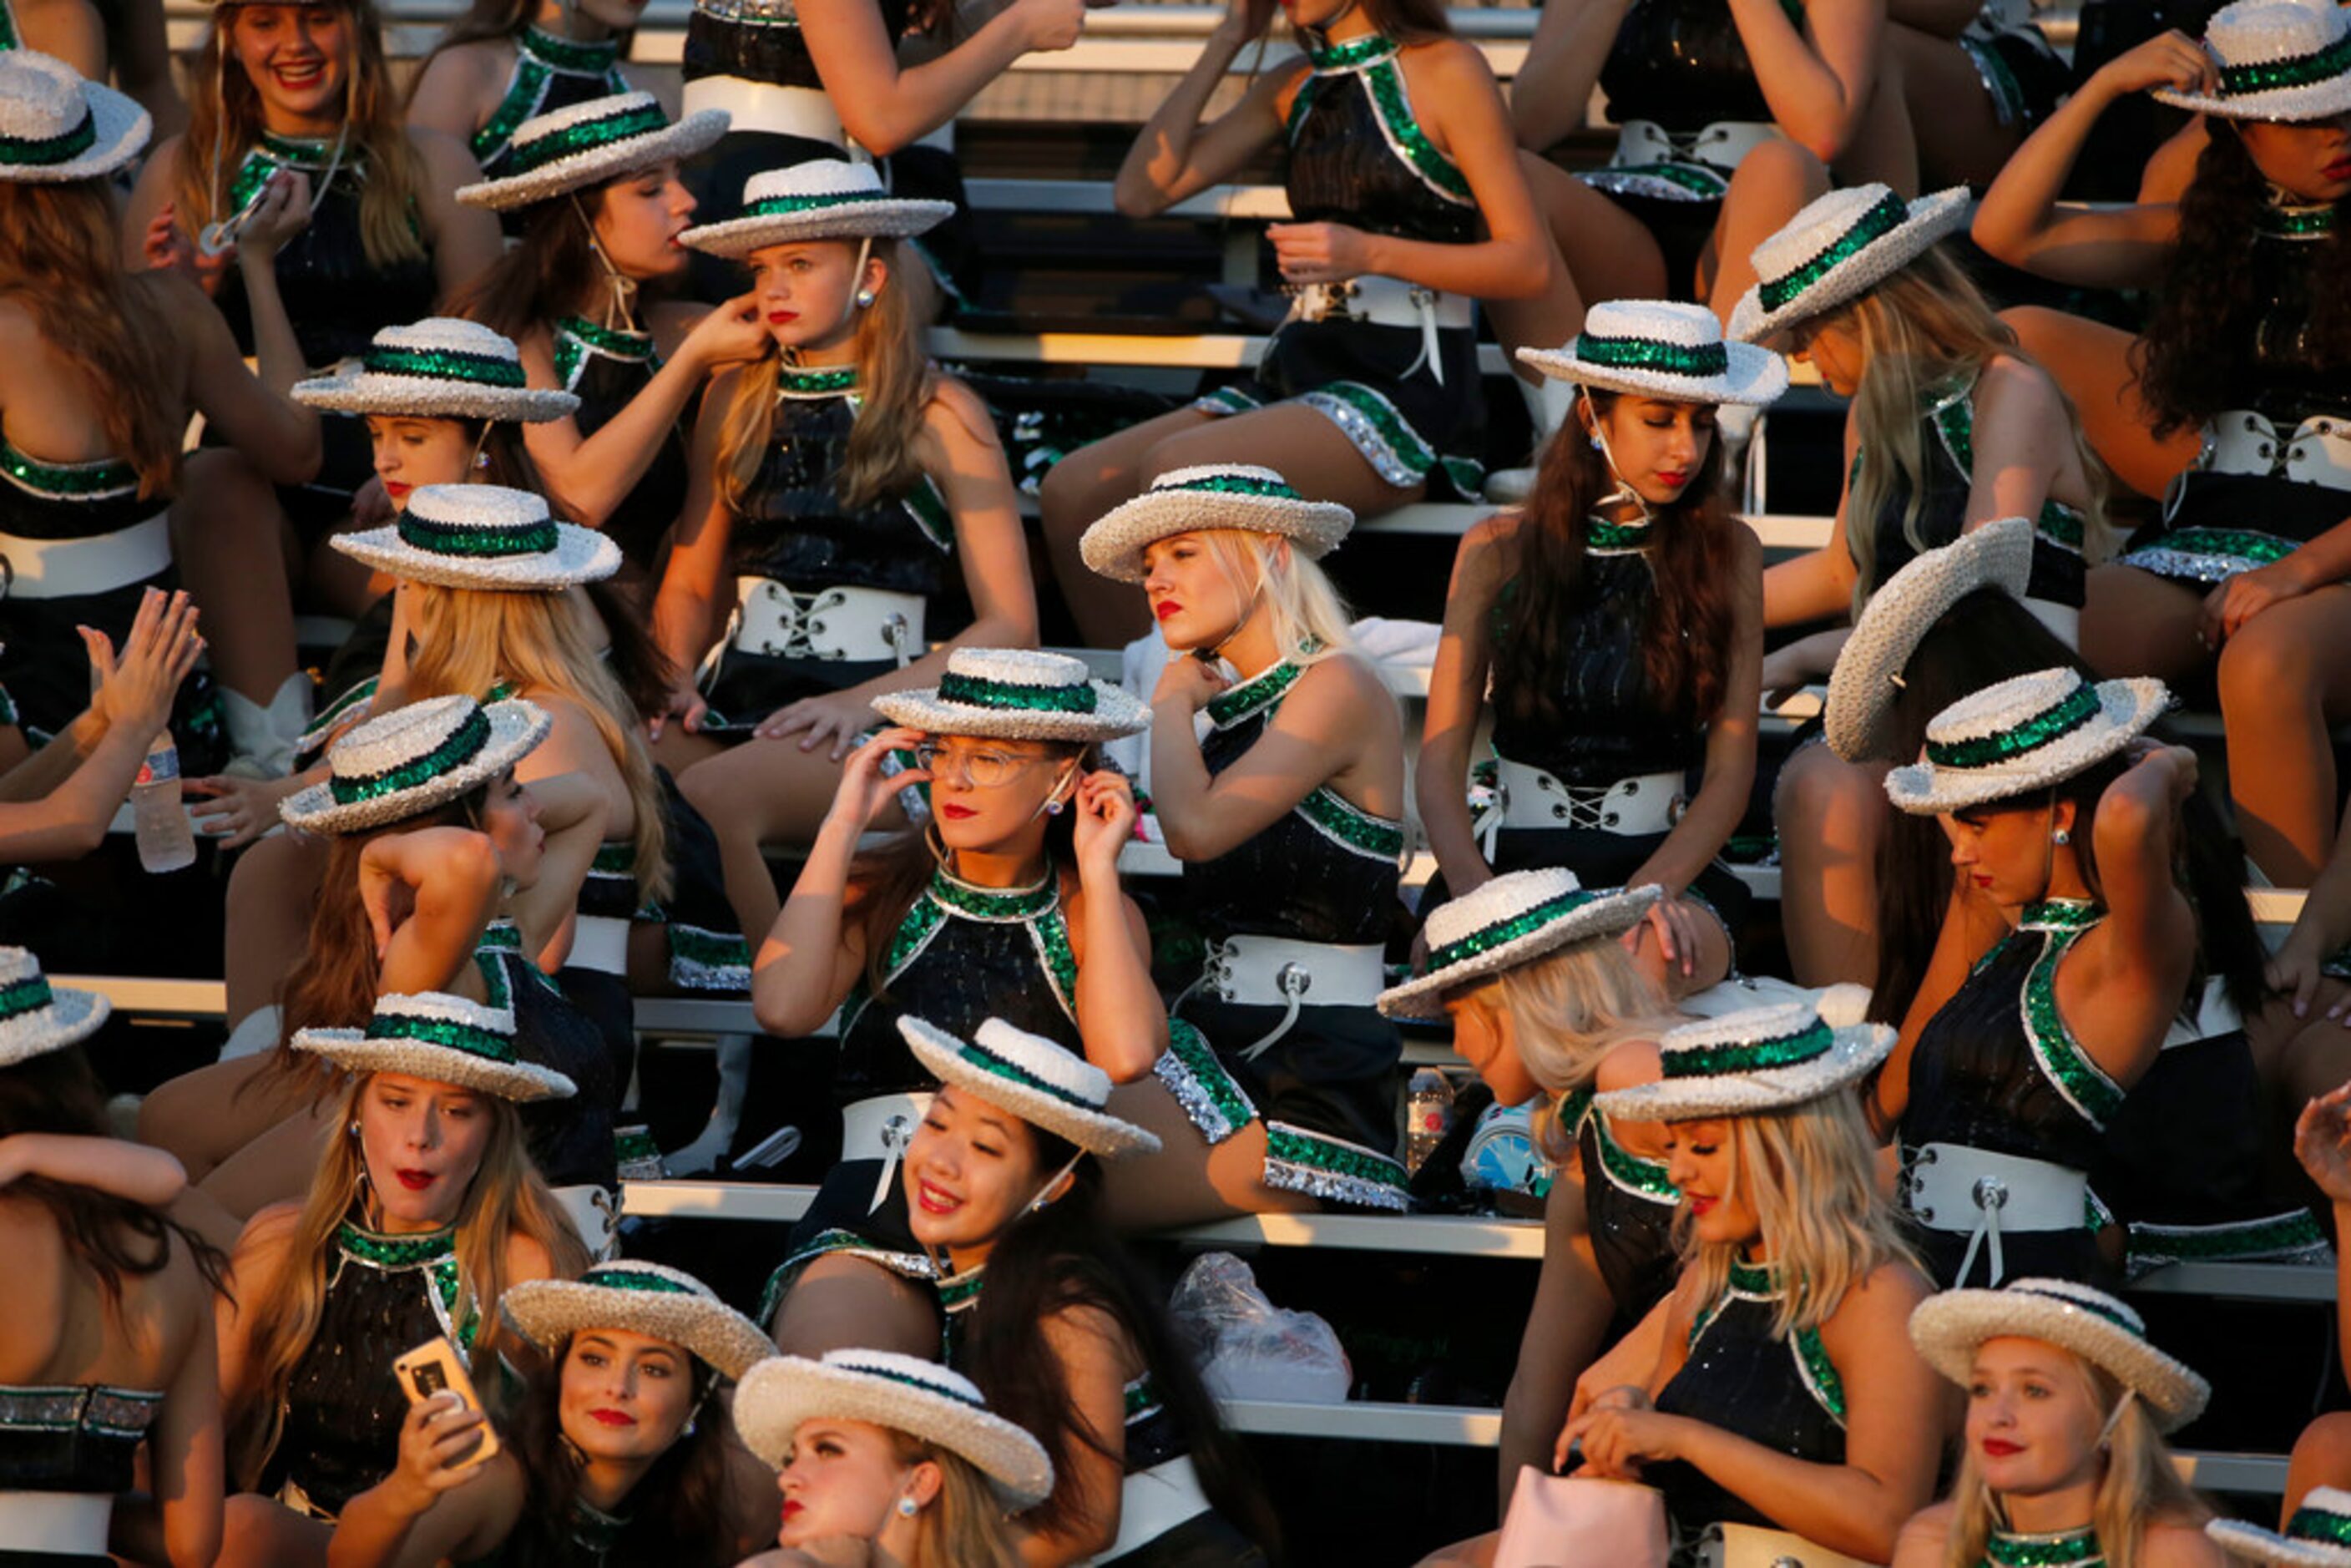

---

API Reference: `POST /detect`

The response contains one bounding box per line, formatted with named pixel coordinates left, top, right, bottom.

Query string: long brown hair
left=716, top=239, right=933, bottom=513
left=451, top=182, right=606, bottom=341
left=2135, top=122, right=2351, bottom=438
left=225, top=1071, right=590, bottom=1488
left=1495, top=389, right=1738, bottom=735
left=0, top=181, right=183, bottom=497
left=180, top=0, right=427, bottom=271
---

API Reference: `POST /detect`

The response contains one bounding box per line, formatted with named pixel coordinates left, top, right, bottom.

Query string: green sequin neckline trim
left=558, top=316, right=655, bottom=361
left=1207, top=654, right=1308, bottom=730
left=1304, top=33, right=1397, bottom=71
left=776, top=364, right=859, bottom=398
left=521, top=23, right=621, bottom=73
left=1984, top=1525, right=2103, bottom=1567
left=2019, top=898, right=2100, bottom=932
left=1585, top=513, right=1653, bottom=554
left=336, top=1219, right=458, bottom=1269
left=935, top=1266, right=985, bottom=1313
left=926, top=863, right=1058, bottom=922
left=2258, top=195, right=2337, bottom=240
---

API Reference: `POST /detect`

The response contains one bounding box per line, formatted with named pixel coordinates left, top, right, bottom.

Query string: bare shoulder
left=1890, top=1502, right=1954, bottom=1565
left=1293, top=649, right=1393, bottom=714
left=1407, top=33, right=1500, bottom=90
left=921, top=373, right=1003, bottom=451
left=229, top=1201, right=306, bottom=1279
left=1041, top=1299, right=1129, bottom=1362
left=1593, top=1037, right=1663, bottom=1093
left=414, top=36, right=511, bottom=94
left=1977, top=352, right=2063, bottom=412
left=2141, top=1519, right=2227, bottom=1567
left=504, top=1228, right=559, bottom=1282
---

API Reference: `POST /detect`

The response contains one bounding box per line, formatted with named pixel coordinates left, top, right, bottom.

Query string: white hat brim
left=732, top=1354, right=1055, bottom=1508
left=281, top=700, right=553, bottom=835
left=1824, top=517, right=2036, bottom=764
left=2153, top=75, right=2351, bottom=121
left=1378, top=884, right=1665, bottom=1019
left=457, top=109, right=731, bottom=212
left=0, top=74, right=149, bottom=184
left=1514, top=342, right=1790, bottom=407
left=291, top=367, right=581, bottom=424
left=1079, top=490, right=1356, bottom=583
left=868, top=680, right=1149, bottom=743
left=1729, top=189, right=1974, bottom=342
left=330, top=519, right=622, bottom=591
left=502, top=1276, right=774, bottom=1380
left=1884, top=679, right=2168, bottom=814
left=1909, top=1288, right=2211, bottom=1431
left=1592, top=1024, right=1893, bottom=1122
left=0, top=987, right=111, bottom=1068
left=678, top=198, right=954, bottom=259
left=291, top=1028, right=577, bottom=1102
left=2209, top=1520, right=2351, bottom=1565
left=903, top=1017, right=1160, bottom=1159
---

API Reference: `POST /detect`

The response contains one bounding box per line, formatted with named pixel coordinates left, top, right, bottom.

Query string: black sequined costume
left=2118, top=199, right=2351, bottom=586
left=470, top=29, right=635, bottom=180
left=549, top=317, right=691, bottom=573
left=1899, top=901, right=2116, bottom=1287
left=1556, top=1086, right=1680, bottom=1318
left=0, top=1382, right=161, bottom=1565
left=1647, top=1260, right=1848, bottom=1537
left=696, top=368, right=958, bottom=734
left=1191, top=34, right=1485, bottom=500
left=1151, top=653, right=1412, bottom=1211
left=256, top=1219, right=478, bottom=1519
left=758, top=859, right=1085, bottom=1322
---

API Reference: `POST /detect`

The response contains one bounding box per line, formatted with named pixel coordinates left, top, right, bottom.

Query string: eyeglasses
left=914, top=744, right=1049, bottom=789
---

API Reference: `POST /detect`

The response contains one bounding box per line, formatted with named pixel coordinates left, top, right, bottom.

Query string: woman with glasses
left=745, top=648, right=1166, bottom=1363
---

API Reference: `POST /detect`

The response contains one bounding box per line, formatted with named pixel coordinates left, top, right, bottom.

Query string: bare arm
left=403, top=41, right=504, bottom=144
left=1735, top=0, right=1881, bottom=163
left=1629, top=527, right=1762, bottom=894
left=1497, top=1166, right=1616, bottom=1511
left=1150, top=655, right=1393, bottom=863
left=1889, top=1503, right=1957, bottom=1568
left=506, top=767, right=610, bottom=966
left=359, top=827, right=506, bottom=995
left=2064, top=745, right=2198, bottom=1085
left=0, top=1134, right=186, bottom=1206
left=109, top=0, right=189, bottom=139
left=799, top=0, right=1087, bottom=154
left=328, top=1411, right=526, bottom=1568
left=748, top=730, right=910, bottom=1035
left=1510, top=0, right=1634, bottom=151
left=1416, top=517, right=1509, bottom=896
left=1969, top=33, right=2197, bottom=285
left=1111, top=0, right=1292, bottom=216
left=143, top=1275, right=225, bottom=1568
left=1012, top=1307, right=1130, bottom=1566
left=1064, top=771, right=1167, bottom=1084
left=647, top=377, right=740, bottom=740
left=1762, top=411, right=1861, bottom=628
left=1963, top=357, right=2081, bottom=524
left=215, top=1204, right=301, bottom=1411
left=16, top=0, right=105, bottom=78
left=412, top=129, right=504, bottom=303
left=177, top=272, right=323, bottom=484
left=230, top=174, right=318, bottom=400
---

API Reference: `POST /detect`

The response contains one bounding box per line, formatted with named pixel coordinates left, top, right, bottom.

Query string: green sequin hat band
left=456, top=92, right=730, bottom=212
left=1884, top=669, right=2171, bottom=816
left=2154, top=0, right=2351, bottom=120
left=1909, top=1277, right=2211, bottom=1434
left=1378, top=867, right=1664, bottom=1019
left=281, top=693, right=553, bottom=835
left=1079, top=462, right=1358, bottom=583
left=901, top=1014, right=1162, bottom=1160
left=0, top=946, right=109, bottom=1070
left=290, top=989, right=579, bottom=1102
left=1592, top=988, right=1894, bottom=1123
left=0, top=53, right=152, bottom=185
left=2210, top=1488, right=2351, bottom=1564
left=678, top=159, right=953, bottom=257
left=292, top=318, right=581, bottom=422
left=501, top=1261, right=774, bottom=1380
left=1728, top=185, right=1973, bottom=343
left=330, top=481, right=622, bottom=592
left=1518, top=300, right=1789, bottom=407
left=734, top=1350, right=1056, bottom=1508
left=871, top=649, right=1150, bottom=742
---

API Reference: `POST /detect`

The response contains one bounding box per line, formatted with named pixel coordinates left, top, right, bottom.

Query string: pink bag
left=1493, top=1466, right=1671, bottom=1568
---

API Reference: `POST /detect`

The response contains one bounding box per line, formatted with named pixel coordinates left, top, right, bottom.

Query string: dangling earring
left=896, top=1496, right=920, bottom=1518
left=854, top=286, right=877, bottom=310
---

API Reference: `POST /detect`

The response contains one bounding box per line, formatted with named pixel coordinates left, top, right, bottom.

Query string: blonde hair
left=1821, top=250, right=2110, bottom=613
left=225, top=1072, right=591, bottom=1486
left=1681, top=1095, right=1919, bottom=1338
left=1457, top=936, right=1677, bottom=1163
left=1942, top=1354, right=2210, bottom=1568
left=180, top=0, right=428, bottom=272
left=1195, top=529, right=1356, bottom=662
left=886, top=1430, right=1022, bottom=1568
left=405, top=583, right=671, bottom=902
left=716, top=238, right=933, bottom=516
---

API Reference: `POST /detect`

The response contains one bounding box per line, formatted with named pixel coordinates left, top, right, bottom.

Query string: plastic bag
left=1167, top=1252, right=1352, bottom=1405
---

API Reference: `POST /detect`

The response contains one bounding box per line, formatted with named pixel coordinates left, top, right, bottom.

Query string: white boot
left=220, top=672, right=314, bottom=780
left=1484, top=375, right=1581, bottom=504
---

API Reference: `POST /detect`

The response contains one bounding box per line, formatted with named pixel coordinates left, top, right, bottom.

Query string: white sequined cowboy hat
left=457, top=92, right=730, bottom=211
left=292, top=989, right=577, bottom=1102
left=1518, top=301, right=1789, bottom=407
left=1079, top=464, right=1356, bottom=584
left=0, top=51, right=149, bottom=183
left=2212, top=1487, right=2351, bottom=1564
left=1594, top=988, right=1890, bottom=1121
left=280, top=693, right=552, bottom=835
left=1378, top=868, right=1664, bottom=1019
left=1823, top=516, right=2035, bottom=764
left=870, top=648, right=1149, bottom=743
left=293, top=318, right=580, bottom=424
left=2153, top=0, right=2351, bottom=121
left=901, top=1015, right=1161, bottom=1160
left=1883, top=667, right=2171, bottom=815
left=0, top=948, right=109, bottom=1068
left=677, top=159, right=953, bottom=259
left=503, top=1260, right=774, bottom=1380
left=733, top=1349, right=1055, bottom=1508
left=1910, top=1277, right=2212, bottom=1432
left=330, top=483, right=620, bottom=592
left=1729, top=184, right=1974, bottom=343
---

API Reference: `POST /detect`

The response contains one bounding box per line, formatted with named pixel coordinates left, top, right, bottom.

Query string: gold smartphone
left=391, top=1335, right=500, bottom=1469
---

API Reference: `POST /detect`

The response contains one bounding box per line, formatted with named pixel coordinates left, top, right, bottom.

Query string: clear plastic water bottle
left=132, top=729, right=195, bottom=873
left=1403, top=1066, right=1456, bottom=1176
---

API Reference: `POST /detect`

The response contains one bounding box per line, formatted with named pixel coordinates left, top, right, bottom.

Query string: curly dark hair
left=1492, top=390, right=1739, bottom=737
left=2132, top=122, right=2351, bottom=438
